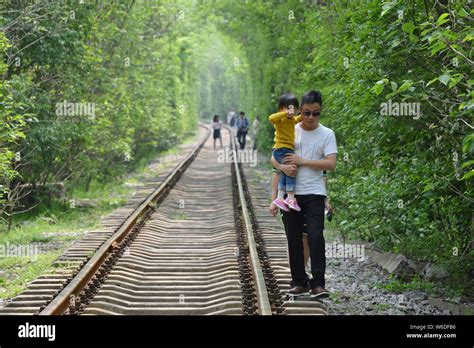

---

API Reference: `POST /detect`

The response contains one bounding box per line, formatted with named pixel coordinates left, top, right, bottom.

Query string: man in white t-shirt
left=270, top=90, right=337, bottom=298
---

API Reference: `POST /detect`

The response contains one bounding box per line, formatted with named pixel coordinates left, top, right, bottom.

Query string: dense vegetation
left=0, top=1, right=472, bottom=295
left=0, top=1, right=202, bottom=226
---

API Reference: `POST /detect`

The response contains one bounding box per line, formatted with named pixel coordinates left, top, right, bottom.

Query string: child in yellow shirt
left=269, top=93, right=302, bottom=212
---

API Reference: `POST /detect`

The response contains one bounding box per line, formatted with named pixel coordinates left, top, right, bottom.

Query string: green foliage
left=0, top=32, right=25, bottom=209
left=0, top=1, right=200, bottom=222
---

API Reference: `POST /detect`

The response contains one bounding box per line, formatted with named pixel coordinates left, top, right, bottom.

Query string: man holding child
left=269, top=90, right=337, bottom=298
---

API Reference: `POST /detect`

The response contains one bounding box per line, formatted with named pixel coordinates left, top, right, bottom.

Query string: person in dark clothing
left=236, top=111, right=250, bottom=150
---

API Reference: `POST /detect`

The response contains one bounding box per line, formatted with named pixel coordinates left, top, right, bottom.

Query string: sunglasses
left=302, top=110, right=321, bottom=117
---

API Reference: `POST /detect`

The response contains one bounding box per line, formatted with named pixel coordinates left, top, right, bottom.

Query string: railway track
left=0, top=124, right=327, bottom=316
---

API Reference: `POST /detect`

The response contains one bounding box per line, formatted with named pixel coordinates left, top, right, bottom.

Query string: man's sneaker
left=310, top=286, right=329, bottom=299
left=284, top=198, right=301, bottom=211
left=272, top=198, right=290, bottom=212
left=287, top=285, right=310, bottom=297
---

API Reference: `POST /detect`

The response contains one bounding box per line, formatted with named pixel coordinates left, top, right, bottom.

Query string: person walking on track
left=236, top=111, right=250, bottom=150
left=270, top=90, right=337, bottom=299
left=212, top=115, right=223, bottom=149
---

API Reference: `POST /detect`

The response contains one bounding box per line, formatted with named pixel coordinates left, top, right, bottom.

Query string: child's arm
left=268, top=111, right=288, bottom=124
left=271, top=171, right=278, bottom=201
left=295, top=114, right=302, bottom=122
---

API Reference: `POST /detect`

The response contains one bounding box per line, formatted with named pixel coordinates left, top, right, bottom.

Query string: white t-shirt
left=294, top=123, right=337, bottom=196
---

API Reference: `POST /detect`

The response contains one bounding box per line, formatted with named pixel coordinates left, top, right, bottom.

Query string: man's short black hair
left=240, top=111, right=245, bottom=115
left=301, top=90, right=322, bottom=107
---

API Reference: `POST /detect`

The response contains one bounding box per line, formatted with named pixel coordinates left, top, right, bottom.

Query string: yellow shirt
left=269, top=111, right=302, bottom=149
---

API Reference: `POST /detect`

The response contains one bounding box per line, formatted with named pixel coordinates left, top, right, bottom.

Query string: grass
left=329, top=290, right=344, bottom=303
left=373, top=303, right=392, bottom=311
left=0, top=251, right=62, bottom=299
left=371, top=256, right=469, bottom=301
left=0, top=203, right=114, bottom=245
left=372, top=274, right=468, bottom=303
left=0, top=131, right=198, bottom=300
left=375, top=276, right=435, bottom=294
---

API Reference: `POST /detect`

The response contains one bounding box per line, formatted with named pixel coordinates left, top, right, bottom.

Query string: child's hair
left=301, top=90, right=323, bottom=107
left=278, top=93, right=299, bottom=111
left=213, top=115, right=219, bottom=122
left=240, top=111, right=245, bottom=116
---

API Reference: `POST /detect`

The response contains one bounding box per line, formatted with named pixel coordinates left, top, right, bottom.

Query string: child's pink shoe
left=284, top=198, right=301, bottom=211
left=272, top=198, right=290, bottom=212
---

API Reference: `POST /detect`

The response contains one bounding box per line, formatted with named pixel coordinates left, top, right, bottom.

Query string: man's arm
left=283, top=153, right=336, bottom=171
left=323, top=170, right=329, bottom=202
left=271, top=155, right=298, bottom=177
left=323, top=171, right=332, bottom=212
left=269, top=172, right=280, bottom=216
